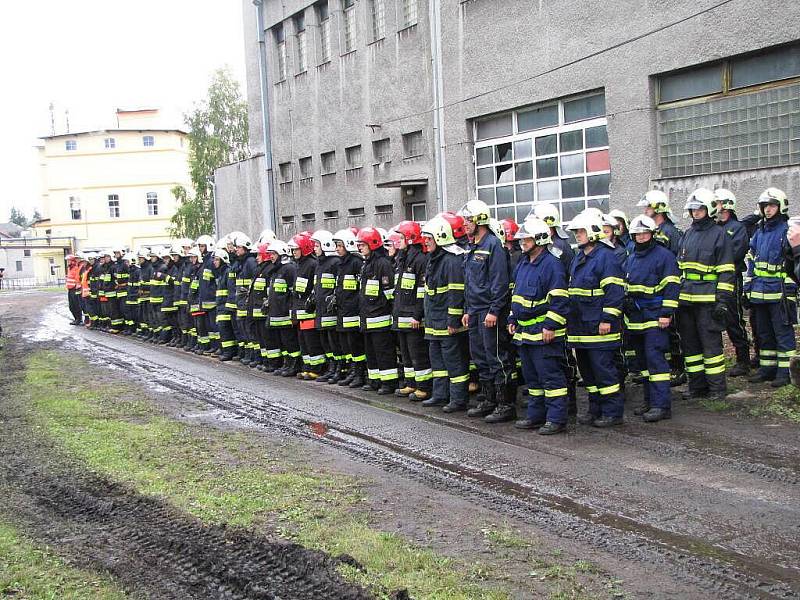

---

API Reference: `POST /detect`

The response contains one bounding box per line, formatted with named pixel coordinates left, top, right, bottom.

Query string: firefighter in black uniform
left=390, top=221, right=432, bottom=401
left=266, top=240, right=302, bottom=377
left=233, top=234, right=258, bottom=365
left=677, top=188, right=735, bottom=401
left=248, top=241, right=275, bottom=370
left=714, top=189, right=751, bottom=377
left=289, top=233, right=326, bottom=379
left=310, top=230, right=343, bottom=383
left=212, top=247, right=237, bottom=361
left=136, top=249, right=153, bottom=337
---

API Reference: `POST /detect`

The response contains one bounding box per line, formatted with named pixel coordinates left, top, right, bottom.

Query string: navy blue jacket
left=744, top=216, right=796, bottom=304
left=424, top=247, right=466, bottom=339
left=509, top=249, right=569, bottom=346
left=464, top=230, right=509, bottom=316
left=655, top=220, right=683, bottom=255
left=198, top=251, right=217, bottom=310
left=624, top=241, right=680, bottom=332
left=567, top=244, right=625, bottom=349
left=677, top=217, right=735, bottom=305
left=552, top=235, right=574, bottom=275
left=718, top=215, right=749, bottom=272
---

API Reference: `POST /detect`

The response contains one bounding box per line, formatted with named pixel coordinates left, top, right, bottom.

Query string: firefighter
left=147, top=248, right=167, bottom=343
left=186, top=247, right=203, bottom=351
left=212, top=247, right=237, bottom=361
left=602, top=214, right=629, bottom=267
left=223, top=233, right=246, bottom=359
left=529, top=203, right=574, bottom=275
left=97, top=250, right=113, bottom=330
left=266, top=240, right=302, bottom=377
left=624, top=215, right=681, bottom=422
left=420, top=215, right=470, bottom=412
left=745, top=188, right=796, bottom=388
left=457, top=200, right=514, bottom=423
left=357, top=227, right=399, bottom=394
left=609, top=209, right=633, bottom=253
left=248, top=241, right=274, bottom=369
left=109, top=247, right=128, bottom=333
left=136, top=249, right=153, bottom=337
left=78, top=254, right=93, bottom=326
left=566, top=210, right=626, bottom=427
left=289, top=233, right=326, bottom=379
left=508, top=217, right=570, bottom=434
left=195, top=235, right=219, bottom=354
left=677, top=188, right=735, bottom=401
left=175, top=239, right=195, bottom=349
left=332, top=228, right=365, bottom=387
left=638, top=190, right=685, bottom=386
left=156, top=247, right=179, bottom=344
left=122, top=252, right=139, bottom=334
left=390, top=221, right=432, bottom=401
left=87, top=253, right=102, bottom=329
left=714, top=189, right=751, bottom=377
left=310, top=230, right=343, bottom=383
left=65, top=254, right=82, bottom=325
left=233, top=233, right=259, bottom=364
left=501, top=218, right=523, bottom=273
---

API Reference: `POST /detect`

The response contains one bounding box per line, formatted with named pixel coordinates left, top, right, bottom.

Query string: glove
left=305, top=292, right=317, bottom=312
left=712, top=302, right=728, bottom=323
left=622, top=297, right=637, bottom=315
left=325, top=294, right=337, bottom=313
left=262, top=297, right=270, bottom=311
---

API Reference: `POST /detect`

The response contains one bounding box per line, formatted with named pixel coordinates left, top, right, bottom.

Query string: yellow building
left=34, top=108, right=191, bottom=252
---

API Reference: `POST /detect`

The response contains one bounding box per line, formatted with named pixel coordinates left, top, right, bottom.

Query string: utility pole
left=49, top=102, right=55, bottom=135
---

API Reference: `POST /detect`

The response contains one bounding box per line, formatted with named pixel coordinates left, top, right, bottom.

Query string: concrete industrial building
left=216, top=0, right=800, bottom=236
left=34, top=108, right=191, bottom=251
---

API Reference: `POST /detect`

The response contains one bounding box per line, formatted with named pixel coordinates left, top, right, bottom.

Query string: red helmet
left=299, top=229, right=314, bottom=237
left=440, top=212, right=466, bottom=239
left=501, top=218, right=519, bottom=241
left=357, top=227, right=384, bottom=251
left=257, top=242, right=270, bottom=261
left=290, top=233, right=315, bottom=257
left=388, top=231, right=405, bottom=250
left=349, top=226, right=360, bottom=236
left=395, top=220, right=423, bottom=245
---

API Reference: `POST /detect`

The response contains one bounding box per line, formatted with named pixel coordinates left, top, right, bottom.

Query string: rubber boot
left=219, top=346, right=235, bottom=362
left=339, top=363, right=357, bottom=386
left=282, top=357, right=302, bottom=377
left=328, top=361, right=345, bottom=384
left=728, top=346, right=750, bottom=377
left=467, top=382, right=496, bottom=417
left=271, top=357, right=288, bottom=375
left=316, top=361, right=334, bottom=383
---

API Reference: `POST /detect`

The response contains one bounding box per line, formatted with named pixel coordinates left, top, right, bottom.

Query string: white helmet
left=257, top=229, right=277, bottom=245
left=514, top=217, right=552, bottom=246
left=225, top=231, right=246, bottom=247
left=684, top=188, right=718, bottom=219
left=178, top=238, right=194, bottom=249
left=160, top=246, right=174, bottom=259
left=196, top=234, right=216, bottom=252
left=333, top=229, right=358, bottom=253
left=111, top=246, right=126, bottom=256
left=311, top=230, right=337, bottom=256
left=231, top=232, right=252, bottom=250
left=714, top=189, right=736, bottom=212
left=628, top=215, right=657, bottom=234
left=375, top=227, right=388, bottom=243
left=187, top=247, right=202, bottom=259
left=488, top=218, right=506, bottom=245
left=122, top=252, right=136, bottom=262
left=421, top=215, right=457, bottom=247
left=602, top=214, right=620, bottom=235
left=101, top=249, right=113, bottom=259
left=213, top=248, right=230, bottom=265
left=136, top=248, right=149, bottom=259
left=170, top=243, right=185, bottom=256
left=608, top=209, right=628, bottom=230
left=758, top=187, right=789, bottom=215
left=458, top=199, right=491, bottom=226
left=582, top=207, right=605, bottom=221
left=266, top=240, right=290, bottom=257
left=147, top=247, right=161, bottom=258
left=638, top=190, right=670, bottom=212
left=567, top=212, right=608, bottom=245
left=528, top=202, right=567, bottom=239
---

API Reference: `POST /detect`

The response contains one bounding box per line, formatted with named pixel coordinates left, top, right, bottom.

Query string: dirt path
left=2, top=291, right=800, bottom=599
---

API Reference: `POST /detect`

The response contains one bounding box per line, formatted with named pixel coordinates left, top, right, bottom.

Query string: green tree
left=8, top=207, right=28, bottom=227
left=170, top=67, right=249, bottom=239
left=31, top=209, right=42, bottom=223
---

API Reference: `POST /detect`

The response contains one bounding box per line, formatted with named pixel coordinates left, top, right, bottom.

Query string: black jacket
left=677, top=217, right=735, bottom=305
left=248, top=260, right=275, bottom=320
left=314, top=254, right=340, bottom=329
left=392, top=244, right=427, bottom=328
left=423, top=247, right=466, bottom=339
left=235, top=254, right=258, bottom=317
left=336, top=252, right=363, bottom=330
left=358, top=247, right=394, bottom=330
left=292, top=255, right=317, bottom=321
left=268, top=259, right=296, bottom=327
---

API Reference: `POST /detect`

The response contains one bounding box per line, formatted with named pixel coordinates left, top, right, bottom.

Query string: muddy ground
left=2, top=290, right=800, bottom=599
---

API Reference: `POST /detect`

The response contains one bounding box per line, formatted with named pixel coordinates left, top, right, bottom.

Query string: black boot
left=728, top=347, right=750, bottom=377
left=642, top=407, right=671, bottom=422
left=485, top=384, right=515, bottom=423
left=348, top=365, right=366, bottom=388
left=240, top=348, right=252, bottom=366
left=262, top=357, right=278, bottom=374
left=316, top=361, right=334, bottom=383
left=328, top=361, right=345, bottom=384
left=219, top=347, right=235, bottom=361
left=282, top=357, right=302, bottom=377
left=272, top=357, right=288, bottom=375
left=339, top=363, right=357, bottom=386
left=467, top=382, right=496, bottom=417
left=377, top=379, right=397, bottom=395
left=538, top=421, right=566, bottom=435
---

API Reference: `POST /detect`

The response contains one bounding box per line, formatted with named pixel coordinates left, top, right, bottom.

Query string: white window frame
left=146, top=192, right=158, bottom=216
left=400, top=0, right=417, bottom=28
left=104, top=137, right=116, bottom=149
left=69, top=196, right=81, bottom=220
left=343, top=0, right=357, bottom=53
left=108, top=194, right=120, bottom=218
left=142, top=135, right=154, bottom=147
left=296, top=29, right=307, bottom=73
left=345, top=144, right=363, bottom=169
left=473, top=94, right=610, bottom=223
left=319, top=5, right=331, bottom=64
left=65, top=140, right=77, bottom=151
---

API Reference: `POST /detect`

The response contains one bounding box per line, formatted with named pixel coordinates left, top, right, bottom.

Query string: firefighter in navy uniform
left=459, top=200, right=515, bottom=424
left=266, top=240, right=302, bottom=377
left=195, top=235, right=219, bottom=354
left=714, top=189, right=752, bottom=377
left=357, top=227, right=399, bottom=395
left=212, top=248, right=237, bottom=361
left=420, top=216, right=470, bottom=412
left=638, top=189, right=685, bottom=386
left=501, top=218, right=523, bottom=273
left=109, top=247, right=128, bottom=333
left=390, top=221, right=432, bottom=402
left=249, top=242, right=275, bottom=370
left=530, top=203, right=574, bottom=275
left=745, top=188, right=796, bottom=388
left=147, top=248, right=167, bottom=342
left=311, top=230, right=343, bottom=383
left=677, top=188, right=736, bottom=401
left=508, top=217, right=570, bottom=435
left=566, top=211, right=626, bottom=427
left=232, top=234, right=259, bottom=365
left=136, top=249, right=153, bottom=337
left=175, top=239, right=194, bottom=349
left=332, top=229, right=366, bottom=388
left=289, top=233, right=326, bottom=379
left=623, top=215, right=681, bottom=422
left=186, top=247, right=203, bottom=350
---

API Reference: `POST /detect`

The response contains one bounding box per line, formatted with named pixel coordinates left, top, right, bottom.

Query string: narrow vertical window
left=295, top=14, right=307, bottom=73
left=370, top=0, right=385, bottom=41
left=146, top=192, right=159, bottom=216
left=275, top=24, right=287, bottom=80
left=401, top=0, right=417, bottom=28
left=317, top=1, right=331, bottom=63
left=343, top=0, right=357, bottom=53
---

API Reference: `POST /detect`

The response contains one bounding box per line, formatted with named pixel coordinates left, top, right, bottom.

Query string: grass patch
left=19, top=350, right=513, bottom=600
left=748, top=384, right=800, bottom=423
left=700, top=398, right=732, bottom=412
left=0, top=520, right=126, bottom=599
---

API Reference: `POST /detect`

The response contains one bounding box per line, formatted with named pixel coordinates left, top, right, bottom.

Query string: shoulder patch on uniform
left=381, top=275, right=390, bottom=285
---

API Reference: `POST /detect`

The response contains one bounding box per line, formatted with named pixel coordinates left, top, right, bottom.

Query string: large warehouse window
left=658, top=43, right=800, bottom=178
left=473, top=92, right=609, bottom=223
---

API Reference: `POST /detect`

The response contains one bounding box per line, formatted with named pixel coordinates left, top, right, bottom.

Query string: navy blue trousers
left=753, top=302, right=796, bottom=380
left=630, top=328, right=671, bottom=410
left=468, top=311, right=512, bottom=385
left=575, top=348, right=623, bottom=419
left=517, top=342, right=569, bottom=424
left=428, top=334, right=469, bottom=406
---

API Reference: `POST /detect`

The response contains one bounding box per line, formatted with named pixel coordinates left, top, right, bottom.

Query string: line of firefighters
left=64, top=187, right=799, bottom=434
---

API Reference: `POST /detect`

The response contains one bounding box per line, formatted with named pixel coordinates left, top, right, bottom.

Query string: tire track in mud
left=89, top=337, right=799, bottom=600
left=0, top=339, right=372, bottom=600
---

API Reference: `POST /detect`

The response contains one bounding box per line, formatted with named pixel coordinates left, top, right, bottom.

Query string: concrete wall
left=215, top=154, right=269, bottom=238
left=228, top=0, right=800, bottom=234
left=0, top=247, right=35, bottom=280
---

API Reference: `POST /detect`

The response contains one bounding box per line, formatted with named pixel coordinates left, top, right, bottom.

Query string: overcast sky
left=0, top=0, right=247, bottom=223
